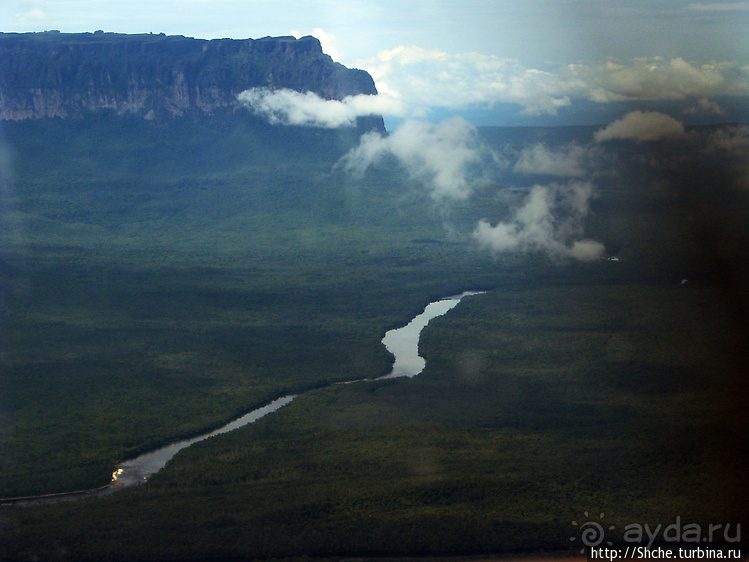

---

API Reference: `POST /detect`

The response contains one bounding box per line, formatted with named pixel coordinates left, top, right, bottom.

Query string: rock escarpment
left=0, top=31, right=383, bottom=129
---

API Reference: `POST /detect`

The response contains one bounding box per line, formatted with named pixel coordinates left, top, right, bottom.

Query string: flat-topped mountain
left=0, top=31, right=382, bottom=128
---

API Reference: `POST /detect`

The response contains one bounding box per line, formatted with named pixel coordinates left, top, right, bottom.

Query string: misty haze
left=0, top=4, right=747, bottom=561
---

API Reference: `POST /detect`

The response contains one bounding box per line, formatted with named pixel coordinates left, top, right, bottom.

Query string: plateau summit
left=0, top=31, right=382, bottom=130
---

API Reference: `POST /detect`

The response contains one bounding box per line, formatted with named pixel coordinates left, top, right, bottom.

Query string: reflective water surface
left=380, top=291, right=482, bottom=379
left=112, top=396, right=296, bottom=487
left=3, top=290, right=482, bottom=504
left=110, top=291, right=482, bottom=488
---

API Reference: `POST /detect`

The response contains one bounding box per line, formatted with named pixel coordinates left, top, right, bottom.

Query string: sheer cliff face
left=0, top=31, right=382, bottom=127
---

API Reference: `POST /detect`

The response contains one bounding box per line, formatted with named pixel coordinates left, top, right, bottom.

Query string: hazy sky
left=4, top=0, right=749, bottom=63
left=3, top=0, right=749, bottom=124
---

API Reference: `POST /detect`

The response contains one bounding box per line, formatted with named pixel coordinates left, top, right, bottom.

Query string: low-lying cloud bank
left=337, top=118, right=500, bottom=200
left=336, top=116, right=606, bottom=261
left=240, top=86, right=610, bottom=261
left=473, top=182, right=605, bottom=262
left=239, top=85, right=749, bottom=263
left=594, top=110, right=687, bottom=142
left=237, top=88, right=407, bottom=128
left=238, top=69, right=749, bottom=264
left=242, top=82, right=743, bottom=262
left=357, top=48, right=749, bottom=116
left=239, top=52, right=749, bottom=126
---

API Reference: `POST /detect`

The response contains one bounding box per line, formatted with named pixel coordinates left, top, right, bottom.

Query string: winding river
left=3, top=291, right=482, bottom=505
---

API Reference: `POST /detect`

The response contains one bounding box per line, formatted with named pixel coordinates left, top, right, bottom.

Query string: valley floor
left=1, top=116, right=747, bottom=561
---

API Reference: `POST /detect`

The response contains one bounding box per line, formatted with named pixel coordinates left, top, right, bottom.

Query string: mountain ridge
left=0, top=31, right=383, bottom=129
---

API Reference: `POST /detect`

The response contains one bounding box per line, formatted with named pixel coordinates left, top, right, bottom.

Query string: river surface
left=380, top=292, right=481, bottom=379
left=3, top=291, right=481, bottom=505
left=111, top=396, right=297, bottom=487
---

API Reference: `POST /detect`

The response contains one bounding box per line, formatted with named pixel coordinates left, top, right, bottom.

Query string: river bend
left=2, top=291, right=482, bottom=505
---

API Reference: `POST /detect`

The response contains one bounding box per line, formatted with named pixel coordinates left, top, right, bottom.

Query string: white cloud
left=338, top=115, right=603, bottom=260
left=356, top=49, right=749, bottom=116
left=568, top=239, right=608, bottom=261
left=684, top=97, right=725, bottom=115
left=706, top=125, right=749, bottom=153
left=473, top=182, right=605, bottom=261
left=594, top=111, right=686, bottom=142
left=566, top=58, right=743, bottom=103
left=237, top=88, right=407, bottom=128
left=359, top=47, right=572, bottom=115
left=338, top=117, right=501, bottom=200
